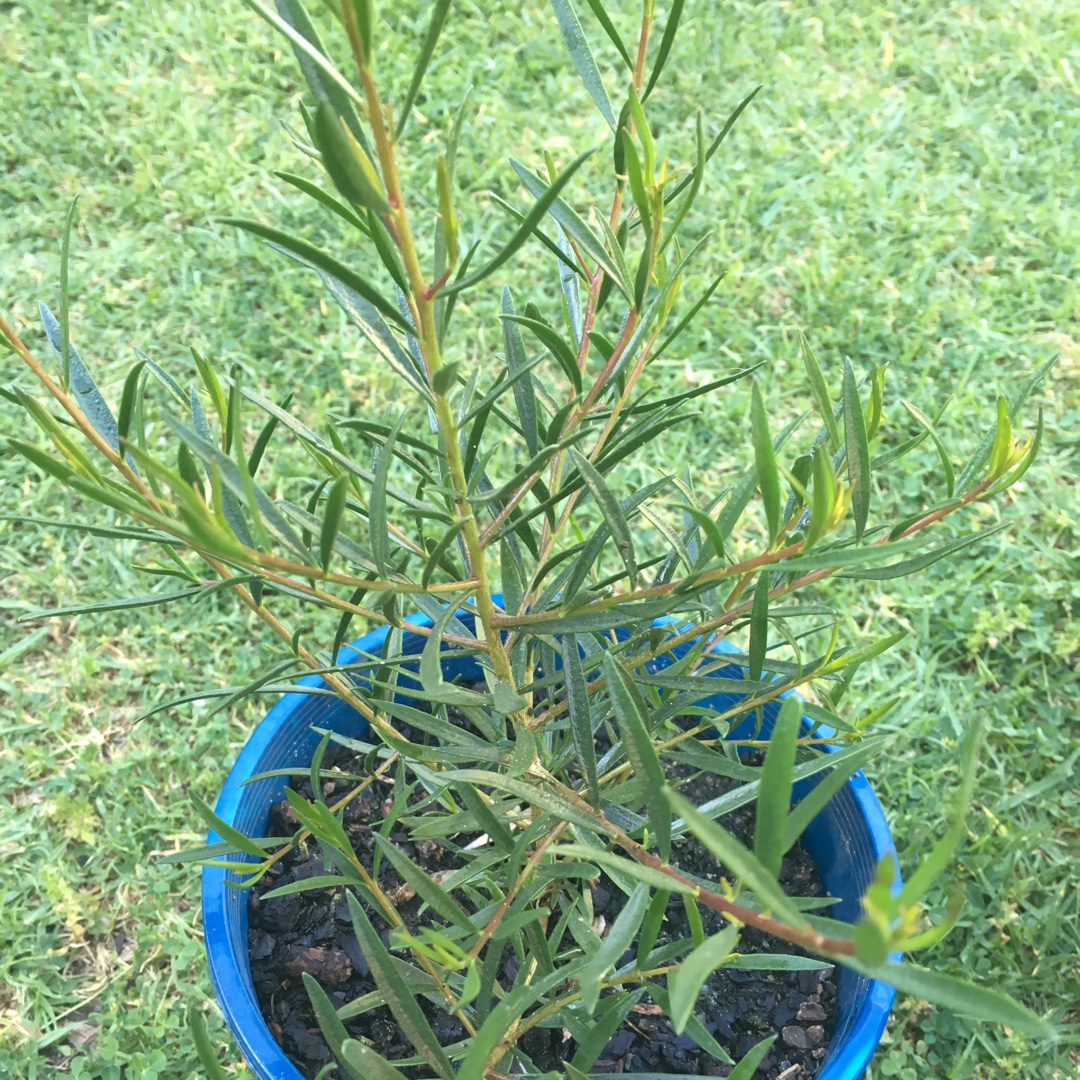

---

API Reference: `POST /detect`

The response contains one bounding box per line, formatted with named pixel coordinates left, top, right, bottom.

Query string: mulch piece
left=247, top=743, right=838, bottom=1079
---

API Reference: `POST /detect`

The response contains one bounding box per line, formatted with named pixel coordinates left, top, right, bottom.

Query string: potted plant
left=2, top=0, right=1053, bottom=1077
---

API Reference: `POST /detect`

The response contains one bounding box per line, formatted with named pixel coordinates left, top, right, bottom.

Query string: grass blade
left=843, top=358, right=871, bottom=542
left=550, top=0, right=616, bottom=128
left=754, top=697, right=801, bottom=878
left=602, top=653, right=670, bottom=860
left=346, top=893, right=455, bottom=1079
left=563, top=634, right=599, bottom=806
left=188, top=1007, right=228, bottom=1080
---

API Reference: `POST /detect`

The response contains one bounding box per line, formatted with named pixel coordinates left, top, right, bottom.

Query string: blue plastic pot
left=203, top=608, right=897, bottom=1079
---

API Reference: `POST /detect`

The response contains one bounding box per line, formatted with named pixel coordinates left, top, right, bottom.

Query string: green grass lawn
left=2, top=0, right=1078, bottom=1077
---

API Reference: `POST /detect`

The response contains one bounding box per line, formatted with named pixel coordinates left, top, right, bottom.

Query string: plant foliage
left=1, top=0, right=1056, bottom=1075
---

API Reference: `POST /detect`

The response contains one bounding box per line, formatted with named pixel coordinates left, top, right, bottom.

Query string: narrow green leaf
left=799, top=331, right=839, bottom=450
left=782, top=739, right=884, bottom=851
left=550, top=0, right=616, bottom=128
left=245, top=0, right=367, bottom=128
left=582, top=0, right=632, bottom=67
left=652, top=271, right=726, bottom=361
left=563, top=634, right=599, bottom=806
left=302, top=972, right=360, bottom=1078
left=503, top=311, right=582, bottom=393
left=58, top=195, right=79, bottom=390
left=511, top=159, right=630, bottom=296
left=396, top=0, right=452, bottom=137
left=843, top=358, right=871, bottom=541
left=841, top=958, right=1055, bottom=1040
left=314, top=101, right=390, bottom=214
left=665, top=787, right=809, bottom=929
left=221, top=218, right=409, bottom=331
left=987, top=394, right=1012, bottom=478
left=804, top=442, right=836, bottom=549
left=439, top=771, right=615, bottom=837
left=725, top=953, right=834, bottom=971
left=898, top=720, right=982, bottom=907
left=642, top=0, right=685, bottom=100
left=750, top=380, right=781, bottom=542
left=842, top=521, right=1010, bottom=580
left=421, top=518, right=468, bottom=589
left=955, top=355, right=1055, bottom=493
left=340, top=1041, right=408, bottom=1080
left=39, top=301, right=120, bottom=454
left=370, top=413, right=405, bottom=577
left=116, top=360, right=147, bottom=445
left=551, top=844, right=696, bottom=894
left=984, top=407, right=1043, bottom=496
left=500, top=286, right=541, bottom=457
left=162, top=412, right=308, bottom=557
left=371, top=835, right=474, bottom=930
left=621, top=131, right=652, bottom=235
left=602, top=653, right=669, bottom=860
left=754, top=697, right=801, bottom=878
left=663, top=86, right=762, bottom=206
left=581, top=885, right=651, bottom=1016
left=459, top=957, right=592, bottom=1076
left=318, top=474, right=350, bottom=572
left=419, top=604, right=486, bottom=707
left=668, top=924, right=740, bottom=1033
left=748, top=572, right=769, bottom=682
left=571, top=450, right=637, bottom=588
left=275, top=170, right=368, bottom=232
left=314, top=269, right=430, bottom=399
left=901, top=399, right=954, bottom=497
left=726, top=1036, right=778, bottom=1080
left=346, top=894, right=455, bottom=1079
left=189, top=792, right=267, bottom=860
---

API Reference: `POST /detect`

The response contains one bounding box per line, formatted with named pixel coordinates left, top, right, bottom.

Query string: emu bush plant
left=1, top=0, right=1056, bottom=1075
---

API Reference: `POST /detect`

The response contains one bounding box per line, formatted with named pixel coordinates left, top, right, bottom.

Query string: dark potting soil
left=247, top=746, right=839, bottom=1079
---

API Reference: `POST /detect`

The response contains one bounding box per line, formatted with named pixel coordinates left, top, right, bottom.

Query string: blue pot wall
left=203, top=607, right=897, bottom=1080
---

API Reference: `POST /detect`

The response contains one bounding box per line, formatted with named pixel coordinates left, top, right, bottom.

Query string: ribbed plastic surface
left=203, top=610, right=896, bottom=1079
